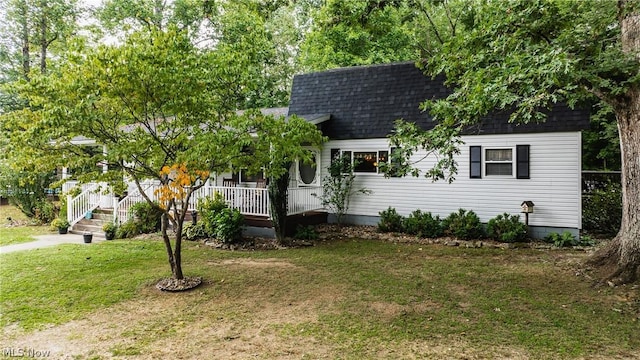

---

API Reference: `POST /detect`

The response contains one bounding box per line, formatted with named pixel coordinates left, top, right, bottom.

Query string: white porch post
left=99, top=145, right=115, bottom=209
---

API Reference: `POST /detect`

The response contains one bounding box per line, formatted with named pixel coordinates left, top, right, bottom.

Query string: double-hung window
left=469, top=145, right=530, bottom=179
left=485, top=148, right=513, bottom=176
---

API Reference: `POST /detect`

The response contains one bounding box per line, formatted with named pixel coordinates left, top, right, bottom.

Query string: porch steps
left=70, top=208, right=114, bottom=238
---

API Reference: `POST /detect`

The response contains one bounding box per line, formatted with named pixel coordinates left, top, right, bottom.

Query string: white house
left=284, top=62, right=590, bottom=238
left=67, top=62, right=589, bottom=238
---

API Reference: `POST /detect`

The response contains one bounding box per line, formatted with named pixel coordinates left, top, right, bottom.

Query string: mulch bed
left=156, top=276, right=203, bottom=292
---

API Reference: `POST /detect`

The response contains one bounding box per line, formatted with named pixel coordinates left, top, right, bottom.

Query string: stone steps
left=70, top=208, right=114, bottom=237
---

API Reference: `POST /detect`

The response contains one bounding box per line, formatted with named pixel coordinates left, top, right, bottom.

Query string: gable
left=288, top=62, right=590, bottom=140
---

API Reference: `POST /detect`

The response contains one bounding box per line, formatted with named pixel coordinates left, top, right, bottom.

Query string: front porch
left=63, top=181, right=325, bottom=234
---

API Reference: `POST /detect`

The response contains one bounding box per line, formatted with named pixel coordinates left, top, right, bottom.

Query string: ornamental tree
left=2, top=28, right=254, bottom=288
left=389, top=0, right=640, bottom=284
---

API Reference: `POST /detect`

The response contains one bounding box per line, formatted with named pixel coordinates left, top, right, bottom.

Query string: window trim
left=484, top=147, right=515, bottom=177
left=296, top=149, right=321, bottom=186
left=332, top=148, right=390, bottom=175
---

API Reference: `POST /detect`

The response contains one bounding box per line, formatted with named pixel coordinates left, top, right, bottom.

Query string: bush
left=377, top=207, right=404, bottom=233
left=198, top=192, right=229, bottom=237
left=102, top=222, right=117, bottom=238
left=50, top=218, right=69, bottom=231
left=486, top=213, right=528, bottom=243
left=545, top=231, right=577, bottom=247
left=403, top=210, right=443, bottom=238
left=129, top=201, right=162, bottom=234
left=34, top=200, right=56, bottom=224
left=442, top=209, right=484, bottom=240
left=214, top=207, right=244, bottom=244
left=582, top=182, right=621, bottom=236
left=115, top=220, right=139, bottom=239
left=294, top=225, right=318, bottom=241
left=182, top=222, right=207, bottom=241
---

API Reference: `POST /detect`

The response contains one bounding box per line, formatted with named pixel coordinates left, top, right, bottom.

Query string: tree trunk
left=18, top=0, right=30, bottom=79
left=161, top=212, right=180, bottom=278
left=269, top=169, right=290, bottom=245
left=39, top=0, right=47, bottom=74
left=590, top=1, right=640, bottom=284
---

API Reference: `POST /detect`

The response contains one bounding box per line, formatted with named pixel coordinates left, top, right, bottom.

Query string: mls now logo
left=2, top=348, right=51, bottom=358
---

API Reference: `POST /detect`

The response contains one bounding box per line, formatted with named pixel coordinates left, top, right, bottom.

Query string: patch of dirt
left=208, top=258, right=300, bottom=269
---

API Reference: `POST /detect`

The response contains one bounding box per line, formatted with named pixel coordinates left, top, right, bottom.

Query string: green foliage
left=115, top=220, right=139, bottom=239
left=545, top=231, right=578, bottom=247
left=300, top=0, right=417, bottom=70
left=316, top=152, right=371, bottom=225
left=196, top=192, right=243, bottom=243
left=102, top=222, right=117, bottom=238
left=486, top=213, right=528, bottom=243
left=50, top=218, right=69, bottom=231
left=182, top=223, right=207, bottom=241
left=34, top=200, right=56, bottom=224
left=442, top=209, right=484, bottom=240
left=294, top=225, right=319, bottom=241
left=213, top=207, right=244, bottom=244
left=198, top=192, right=229, bottom=237
left=0, top=167, right=57, bottom=222
left=129, top=202, right=162, bottom=234
left=403, top=210, right=443, bottom=238
left=582, top=182, right=622, bottom=236
left=377, top=207, right=404, bottom=233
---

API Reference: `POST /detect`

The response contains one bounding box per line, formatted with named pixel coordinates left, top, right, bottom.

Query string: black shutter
left=516, top=145, right=530, bottom=179
left=470, top=146, right=481, bottom=178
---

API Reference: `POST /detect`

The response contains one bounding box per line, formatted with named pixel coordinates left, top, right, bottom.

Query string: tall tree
left=2, top=28, right=259, bottom=288
left=299, top=0, right=418, bottom=70
left=389, top=0, right=640, bottom=283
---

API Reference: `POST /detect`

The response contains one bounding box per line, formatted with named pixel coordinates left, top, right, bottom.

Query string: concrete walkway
left=0, top=233, right=105, bottom=254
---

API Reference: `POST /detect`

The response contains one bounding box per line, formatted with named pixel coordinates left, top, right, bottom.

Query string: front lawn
left=0, top=237, right=638, bottom=359
left=0, top=205, right=50, bottom=246
left=0, top=226, right=51, bottom=247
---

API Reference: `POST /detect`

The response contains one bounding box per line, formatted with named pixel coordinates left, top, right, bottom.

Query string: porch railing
left=114, top=181, right=160, bottom=224
left=287, top=186, right=322, bottom=215
left=90, top=182, right=324, bottom=225
left=67, top=183, right=101, bottom=226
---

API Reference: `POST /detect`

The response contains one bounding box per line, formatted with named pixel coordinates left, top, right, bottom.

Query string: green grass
left=0, top=226, right=51, bottom=246
left=0, top=237, right=638, bottom=359
left=0, top=205, right=50, bottom=246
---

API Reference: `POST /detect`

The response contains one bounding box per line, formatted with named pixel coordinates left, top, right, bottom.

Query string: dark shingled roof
left=287, top=62, right=590, bottom=140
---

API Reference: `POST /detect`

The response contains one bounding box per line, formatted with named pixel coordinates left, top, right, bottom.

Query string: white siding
left=323, top=132, right=582, bottom=230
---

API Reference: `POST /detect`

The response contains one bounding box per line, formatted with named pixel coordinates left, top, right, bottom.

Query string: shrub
left=545, top=231, right=578, bottom=247
left=129, top=201, right=162, bottom=234
left=102, top=222, right=117, bottom=238
left=403, top=210, right=443, bottom=238
left=294, top=225, right=318, bottom=241
left=34, top=200, right=56, bottom=224
left=50, top=218, right=69, bottom=231
left=442, top=209, right=484, bottom=240
left=115, top=220, right=139, bottom=239
left=182, top=223, right=207, bottom=241
left=486, top=213, right=528, bottom=243
left=582, top=182, right=621, bottom=236
left=378, top=207, right=404, bottom=233
left=316, top=153, right=371, bottom=225
left=198, top=192, right=229, bottom=237
left=213, top=207, right=244, bottom=244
